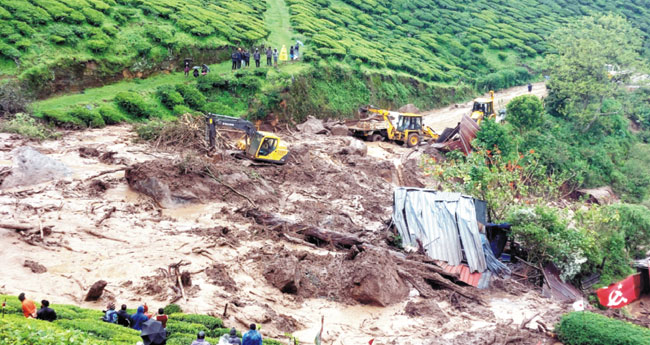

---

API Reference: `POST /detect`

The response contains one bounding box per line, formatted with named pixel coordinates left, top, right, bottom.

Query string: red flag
left=368, top=339, right=374, bottom=345
left=597, top=273, right=642, bottom=309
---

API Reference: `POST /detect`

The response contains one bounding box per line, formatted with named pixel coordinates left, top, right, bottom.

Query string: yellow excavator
left=205, top=113, right=289, bottom=164
left=470, top=90, right=497, bottom=125
left=353, top=106, right=439, bottom=147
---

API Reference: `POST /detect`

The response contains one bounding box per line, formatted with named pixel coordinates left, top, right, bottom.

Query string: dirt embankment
left=0, top=124, right=569, bottom=344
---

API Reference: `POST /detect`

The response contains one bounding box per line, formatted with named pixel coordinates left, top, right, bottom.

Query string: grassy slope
left=264, top=0, right=293, bottom=49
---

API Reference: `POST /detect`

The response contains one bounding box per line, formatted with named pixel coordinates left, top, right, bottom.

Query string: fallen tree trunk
left=0, top=223, right=35, bottom=231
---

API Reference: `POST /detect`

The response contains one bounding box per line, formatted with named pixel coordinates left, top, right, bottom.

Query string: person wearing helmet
left=191, top=331, right=210, bottom=345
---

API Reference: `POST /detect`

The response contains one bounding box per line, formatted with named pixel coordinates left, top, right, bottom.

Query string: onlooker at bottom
left=18, top=293, right=36, bottom=318
left=227, top=327, right=241, bottom=345
left=156, top=308, right=168, bottom=328
left=242, top=324, right=262, bottom=345
left=36, top=300, right=57, bottom=322
left=192, top=331, right=210, bottom=345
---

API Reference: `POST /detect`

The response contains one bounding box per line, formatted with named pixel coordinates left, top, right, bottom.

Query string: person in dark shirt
left=116, top=304, right=132, bottom=327
left=266, top=48, right=272, bottom=66
left=254, top=49, right=261, bottom=68
left=36, top=300, right=56, bottom=322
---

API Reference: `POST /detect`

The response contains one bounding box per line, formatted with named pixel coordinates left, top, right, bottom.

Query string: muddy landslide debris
left=262, top=247, right=408, bottom=306
left=1, top=146, right=71, bottom=189
left=23, top=260, right=47, bottom=274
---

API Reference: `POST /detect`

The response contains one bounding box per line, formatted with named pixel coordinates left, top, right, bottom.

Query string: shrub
left=0, top=42, right=20, bottom=60
left=67, top=106, right=105, bottom=127
left=87, top=39, right=109, bottom=53
left=82, top=7, right=104, bottom=26
left=0, top=82, right=30, bottom=115
left=172, top=105, right=192, bottom=115
left=469, top=42, right=483, bottom=53
left=506, top=95, right=544, bottom=131
left=67, top=10, right=86, bottom=23
left=175, top=84, right=206, bottom=110
left=98, top=105, right=126, bottom=124
left=497, top=52, right=507, bottom=61
left=0, top=113, right=59, bottom=140
left=114, top=92, right=151, bottom=118
left=474, top=119, right=516, bottom=158
left=556, top=312, right=650, bottom=345
left=163, top=304, right=182, bottom=315
left=157, top=85, right=184, bottom=109
left=168, top=314, right=223, bottom=329
left=41, top=109, right=85, bottom=128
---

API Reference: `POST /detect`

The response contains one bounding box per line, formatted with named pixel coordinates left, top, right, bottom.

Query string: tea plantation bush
left=556, top=312, right=650, bottom=345
left=0, top=295, right=283, bottom=345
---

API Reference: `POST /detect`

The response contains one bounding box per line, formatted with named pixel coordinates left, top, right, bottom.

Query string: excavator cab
left=470, top=91, right=497, bottom=125
left=247, top=132, right=288, bottom=163
left=206, top=113, right=290, bottom=164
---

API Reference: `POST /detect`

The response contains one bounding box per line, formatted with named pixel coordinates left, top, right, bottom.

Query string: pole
left=2, top=299, right=6, bottom=318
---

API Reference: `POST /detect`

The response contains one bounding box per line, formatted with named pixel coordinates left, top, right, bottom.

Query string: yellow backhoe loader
left=470, top=91, right=497, bottom=125
left=349, top=106, right=439, bottom=147
left=205, top=113, right=289, bottom=164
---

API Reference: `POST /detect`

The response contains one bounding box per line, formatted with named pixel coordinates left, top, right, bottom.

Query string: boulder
left=263, top=254, right=301, bottom=294
left=84, top=280, right=108, bottom=301
left=348, top=250, right=409, bottom=306
left=1, top=147, right=71, bottom=189
left=330, top=124, right=349, bottom=136
left=339, top=138, right=367, bottom=156
left=296, top=116, right=327, bottom=134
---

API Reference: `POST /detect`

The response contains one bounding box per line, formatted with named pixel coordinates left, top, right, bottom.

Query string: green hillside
left=0, top=295, right=282, bottom=345
left=0, top=0, right=268, bottom=96
left=288, top=0, right=650, bottom=84
left=1, top=0, right=649, bottom=98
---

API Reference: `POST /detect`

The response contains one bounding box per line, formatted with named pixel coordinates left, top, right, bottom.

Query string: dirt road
left=0, top=124, right=566, bottom=344
left=423, top=82, right=547, bottom=132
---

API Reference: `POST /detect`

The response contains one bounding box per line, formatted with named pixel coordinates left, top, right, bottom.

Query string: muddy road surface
left=424, top=82, right=548, bottom=132
left=1, top=124, right=567, bottom=344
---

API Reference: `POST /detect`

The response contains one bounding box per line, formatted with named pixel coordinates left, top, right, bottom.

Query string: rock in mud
left=263, top=254, right=301, bottom=294
left=84, top=280, right=108, bottom=301
left=349, top=250, right=409, bottom=306
left=330, top=124, right=349, bottom=136
left=398, top=104, right=421, bottom=114
left=339, top=138, right=367, bottom=156
left=1, top=147, right=71, bottom=189
left=23, top=260, right=47, bottom=274
left=296, top=116, right=327, bottom=134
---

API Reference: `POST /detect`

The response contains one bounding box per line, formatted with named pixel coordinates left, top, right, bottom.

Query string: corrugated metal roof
left=436, top=261, right=486, bottom=288
left=393, top=188, right=487, bottom=273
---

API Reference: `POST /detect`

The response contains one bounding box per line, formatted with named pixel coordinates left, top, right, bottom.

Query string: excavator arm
left=206, top=113, right=257, bottom=137
left=422, top=125, right=439, bottom=140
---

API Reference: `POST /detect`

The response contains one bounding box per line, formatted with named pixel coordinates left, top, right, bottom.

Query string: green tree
left=545, top=14, right=645, bottom=131
left=506, top=95, right=544, bottom=131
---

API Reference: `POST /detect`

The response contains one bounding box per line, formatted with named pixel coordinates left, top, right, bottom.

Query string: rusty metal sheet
left=457, top=115, right=479, bottom=155
left=428, top=115, right=479, bottom=155
left=542, top=263, right=582, bottom=302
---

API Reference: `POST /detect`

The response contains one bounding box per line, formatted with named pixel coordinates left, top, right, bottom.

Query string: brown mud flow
left=1, top=115, right=569, bottom=344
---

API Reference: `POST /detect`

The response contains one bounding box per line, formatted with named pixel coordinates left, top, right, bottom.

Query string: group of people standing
left=102, top=302, right=167, bottom=331
left=231, top=42, right=301, bottom=70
